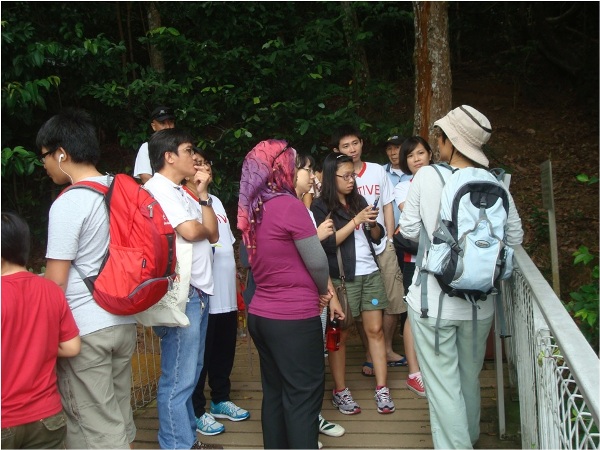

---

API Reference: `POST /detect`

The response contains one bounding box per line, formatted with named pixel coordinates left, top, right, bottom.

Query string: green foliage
left=565, top=246, right=599, bottom=352
left=575, top=173, right=599, bottom=185
left=1, top=145, right=40, bottom=178
left=1, top=1, right=597, bottom=265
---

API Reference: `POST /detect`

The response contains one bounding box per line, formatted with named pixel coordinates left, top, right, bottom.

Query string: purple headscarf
left=237, top=139, right=297, bottom=262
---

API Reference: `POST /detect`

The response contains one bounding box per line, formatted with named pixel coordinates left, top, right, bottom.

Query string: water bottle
left=326, top=318, right=340, bottom=352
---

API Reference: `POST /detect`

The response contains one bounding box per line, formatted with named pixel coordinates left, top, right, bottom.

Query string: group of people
left=2, top=107, right=249, bottom=450
left=1, top=104, right=522, bottom=450
left=237, top=105, right=523, bottom=449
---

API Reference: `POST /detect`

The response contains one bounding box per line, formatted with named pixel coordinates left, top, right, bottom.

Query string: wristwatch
left=199, top=197, right=213, bottom=207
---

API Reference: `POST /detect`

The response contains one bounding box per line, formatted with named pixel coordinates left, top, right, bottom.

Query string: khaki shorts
left=1, top=410, right=66, bottom=449
left=57, top=324, right=137, bottom=449
left=377, top=240, right=407, bottom=315
left=333, top=271, right=389, bottom=318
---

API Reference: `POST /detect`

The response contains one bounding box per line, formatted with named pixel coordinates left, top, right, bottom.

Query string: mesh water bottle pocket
left=498, top=245, right=515, bottom=280
left=424, top=242, right=450, bottom=275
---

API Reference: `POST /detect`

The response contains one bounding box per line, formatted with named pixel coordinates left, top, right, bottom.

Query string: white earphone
left=59, top=154, right=64, bottom=161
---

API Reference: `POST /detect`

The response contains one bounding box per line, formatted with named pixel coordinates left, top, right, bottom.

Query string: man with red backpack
left=39, top=108, right=138, bottom=449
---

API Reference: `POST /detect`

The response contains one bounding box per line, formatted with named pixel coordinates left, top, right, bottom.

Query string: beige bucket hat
left=434, top=105, right=492, bottom=168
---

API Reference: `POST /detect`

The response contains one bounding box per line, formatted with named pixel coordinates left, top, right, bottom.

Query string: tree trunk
left=147, top=1, right=164, bottom=73
left=412, top=1, right=452, bottom=160
left=115, top=2, right=127, bottom=70
left=340, top=1, right=371, bottom=101
left=127, top=2, right=137, bottom=80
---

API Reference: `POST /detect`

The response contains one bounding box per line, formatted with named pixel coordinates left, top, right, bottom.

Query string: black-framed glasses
left=298, top=167, right=314, bottom=175
left=336, top=172, right=357, bottom=182
left=38, top=148, right=59, bottom=162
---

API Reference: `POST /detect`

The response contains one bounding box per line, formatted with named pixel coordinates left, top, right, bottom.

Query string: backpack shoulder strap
left=431, top=162, right=455, bottom=186
left=58, top=175, right=113, bottom=288
left=489, top=167, right=506, bottom=182
left=58, top=175, right=112, bottom=198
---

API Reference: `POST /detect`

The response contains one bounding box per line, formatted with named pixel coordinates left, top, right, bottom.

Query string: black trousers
left=192, top=310, right=238, bottom=416
left=400, top=261, right=416, bottom=335
left=248, top=313, right=324, bottom=449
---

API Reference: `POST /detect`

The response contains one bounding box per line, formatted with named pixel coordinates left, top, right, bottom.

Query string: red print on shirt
left=357, top=185, right=380, bottom=197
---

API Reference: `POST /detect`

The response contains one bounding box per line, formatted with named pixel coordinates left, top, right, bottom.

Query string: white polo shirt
left=145, top=173, right=214, bottom=295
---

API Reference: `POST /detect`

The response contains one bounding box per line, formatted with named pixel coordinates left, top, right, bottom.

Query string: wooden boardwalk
left=133, top=329, right=520, bottom=449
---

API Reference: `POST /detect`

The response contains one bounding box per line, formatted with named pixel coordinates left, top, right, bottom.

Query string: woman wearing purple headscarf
left=237, top=139, right=335, bottom=449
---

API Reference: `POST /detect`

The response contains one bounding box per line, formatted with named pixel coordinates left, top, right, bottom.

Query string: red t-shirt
left=1, top=271, right=79, bottom=427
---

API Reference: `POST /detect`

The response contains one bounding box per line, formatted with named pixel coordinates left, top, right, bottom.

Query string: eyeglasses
left=39, top=148, right=59, bottom=162
left=179, top=147, right=194, bottom=157
left=298, top=167, right=314, bottom=175
left=336, top=172, right=357, bottom=182
left=196, top=160, right=212, bottom=167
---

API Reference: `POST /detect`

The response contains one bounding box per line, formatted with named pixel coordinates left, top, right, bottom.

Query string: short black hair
left=36, top=108, right=100, bottom=164
left=149, top=128, right=195, bottom=173
left=399, top=136, right=433, bottom=175
left=330, top=124, right=362, bottom=150
left=1, top=211, right=31, bottom=266
left=192, top=146, right=213, bottom=164
left=295, top=153, right=315, bottom=169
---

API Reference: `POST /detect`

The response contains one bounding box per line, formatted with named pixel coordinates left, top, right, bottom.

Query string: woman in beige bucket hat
left=433, top=104, right=492, bottom=168
left=398, top=105, right=524, bottom=448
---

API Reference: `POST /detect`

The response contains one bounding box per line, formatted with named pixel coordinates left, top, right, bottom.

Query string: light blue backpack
left=415, top=163, right=514, bottom=353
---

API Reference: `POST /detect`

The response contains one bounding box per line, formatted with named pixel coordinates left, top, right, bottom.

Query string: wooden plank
left=134, top=329, right=520, bottom=449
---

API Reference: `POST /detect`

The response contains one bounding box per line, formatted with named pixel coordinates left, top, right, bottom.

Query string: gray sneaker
left=374, top=386, right=395, bottom=414
left=331, top=388, right=361, bottom=415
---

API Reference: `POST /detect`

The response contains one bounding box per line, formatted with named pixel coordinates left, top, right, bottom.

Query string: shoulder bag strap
left=328, top=213, right=347, bottom=285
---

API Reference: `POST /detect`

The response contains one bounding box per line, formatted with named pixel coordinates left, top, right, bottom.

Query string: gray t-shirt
left=46, top=176, right=136, bottom=336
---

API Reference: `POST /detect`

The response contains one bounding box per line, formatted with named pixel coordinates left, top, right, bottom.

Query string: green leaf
left=253, top=97, right=260, bottom=105
left=299, top=121, right=309, bottom=135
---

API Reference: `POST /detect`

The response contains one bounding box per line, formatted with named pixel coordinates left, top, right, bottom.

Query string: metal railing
left=131, top=324, right=161, bottom=411
left=129, top=244, right=600, bottom=449
left=497, top=245, right=599, bottom=449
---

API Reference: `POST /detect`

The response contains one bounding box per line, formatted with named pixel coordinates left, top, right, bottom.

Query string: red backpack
left=59, top=174, right=177, bottom=315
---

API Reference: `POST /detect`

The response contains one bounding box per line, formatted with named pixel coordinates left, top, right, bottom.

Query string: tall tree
left=340, top=1, right=371, bottom=101
left=146, top=1, right=164, bottom=73
left=412, top=1, right=452, bottom=157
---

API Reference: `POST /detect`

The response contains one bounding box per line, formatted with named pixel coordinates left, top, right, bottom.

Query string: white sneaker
left=318, top=414, right=345, bottom=437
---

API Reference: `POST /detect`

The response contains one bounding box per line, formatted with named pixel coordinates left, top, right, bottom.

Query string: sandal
left=362, top=362, right=375, bottom=377
left=387, top=356, right=408, bottom=367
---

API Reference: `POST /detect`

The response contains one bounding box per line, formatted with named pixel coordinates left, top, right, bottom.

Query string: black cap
left=150, top=106, right=175, bottom=122
left=384, top=135, right=405, bottom=147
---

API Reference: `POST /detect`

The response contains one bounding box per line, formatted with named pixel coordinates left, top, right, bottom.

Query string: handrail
left=500, top=245, right=600, bottom=448
left=513, top=245, right=599, bottom=424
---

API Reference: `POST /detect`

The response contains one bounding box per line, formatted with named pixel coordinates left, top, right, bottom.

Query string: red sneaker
left=406, top=373, right=426, bottom=397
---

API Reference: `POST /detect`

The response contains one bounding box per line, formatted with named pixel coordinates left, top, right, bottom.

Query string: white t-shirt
left=133, top=142, right=152, bottom=179
left=394, top=179, right=417, bottom=263
left=393, top=179, right=411, bottom=210
left=353, top=223, right=379, bottom=276
left=210, top=194, right=237, bottom=314
left=46, top=176, right=136, bottom=336
left=354, top=161, right=394, bottom=255
left=399, top=165, right=524, bottom=320
left=145, top=173, right=214, bottom=295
